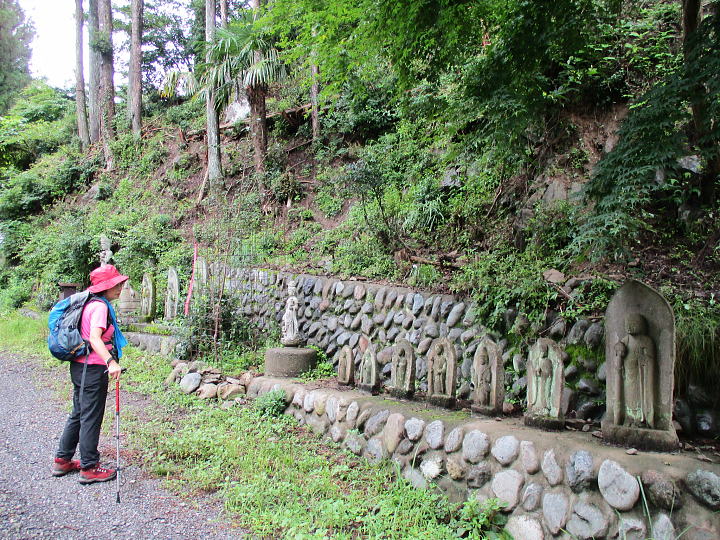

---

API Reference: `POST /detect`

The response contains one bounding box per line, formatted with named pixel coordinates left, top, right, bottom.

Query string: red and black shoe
left=52, top=457, right=81, bottom=477
left=78, top=464, right=117, bottom=484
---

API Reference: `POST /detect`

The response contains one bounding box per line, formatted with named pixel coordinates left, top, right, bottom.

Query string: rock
left=405, top=418, right=425, bottom=441
left=353, top=284, right=366, bottom=300
left=303, top=392, right=315, bottom=413
left=179, top=373, right=202, bottom=394
left=542, top=491, right=570, bottom=534
left=686, top=469, right=720, bottom=510
left=584, top=322, right=604, bottom=348
left=505, top=515, right=544, bottom=540
left=417, top=338, right=433, bottom=354
left=641, top=470, right=682, bottom=511
left=542, top=449, right=563, bottom=486
left=565, top=364, right=578, bottom=379
left=366, top=437, right=385, bottom=464
left=412, top=294, right=425, bottom=316
left=696, top=410, right=718, bottom=437
left=619, top=516, right=647, bottom=540
left=514, top=441, right=538, bottom=475
left=512, top=354, right=526, bottom=373
left=444, top=427, right=464, bottom=453
left=314, top=393, right=328, bottom=416
left=420, top=454, right=444, bottom=479
left=466, top=462, right=492, bottom=488
left=425, top=420, right=445, bottom=449
left=674, top=399, right=694, bottom=435
left=396, top=439, right=414, bottom=455
left=462, top=430, right=490, bottom=463
left=512, top=313, right=530, bottom=335
left=457, top=381, right=471, bottom=399
left=447, top=303, right=465, bottom=327
left=364, top=409, right=390, bottom=437
left=567, top=319, right=590, bottom=345
left=345, top=431, right=366, bottom=455
left=329, top=424, right=346, bottom=443
left=687, top=384, right=714, bottom=408
left=383, top=413, right=405, bottom=454
left=522, top=482, right=543, bottom=511
left=164, top=364, right=185, bottom=386
left=597, top=361, right=606, bottom=381
left=346, top=401, right=359, bottom=425
left=566, top=501, right=608, bottom=539
left=652, top=513, right=676, bottom=540
left=217, top=383, right=244, bottom=400
left=548, top=318, right=567, bottom=340
left=491, top=469, right=524, bottom=511
left=356, top=408, right=371, bottom=429
left=566, top=450, right=594, bottom=492
left=403, top=467, right=427, bottom=489
left=577, top=378, right=601, bottom=396
left=598, top=459, right=639, bottom=510
left=196, top=383, right=218, bottom=399
left=491, top=435, right=520, bottom=466
left=543, top=269, right=566, bottom=284
left=424, top=323, right=439, bottom=338
left=446, top=455, right=467, bottom=480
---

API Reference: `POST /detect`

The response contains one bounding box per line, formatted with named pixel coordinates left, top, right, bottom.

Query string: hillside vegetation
left=1, top=0, right=719, bottom=395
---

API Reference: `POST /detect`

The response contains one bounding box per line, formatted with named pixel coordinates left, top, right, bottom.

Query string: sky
left=19, top=0, right=78, bottom=88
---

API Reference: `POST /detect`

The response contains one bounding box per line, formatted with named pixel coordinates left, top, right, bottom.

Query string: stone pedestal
left=264, top=347, right=317, bottom=378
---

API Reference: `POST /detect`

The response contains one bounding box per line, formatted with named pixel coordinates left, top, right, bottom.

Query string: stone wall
left=245, top=376, right=720, bottom=540
left=223, top=267, right=606, bottom=421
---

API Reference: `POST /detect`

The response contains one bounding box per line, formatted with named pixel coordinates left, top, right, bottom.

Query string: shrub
left=253, top=388, right=288, bottom=417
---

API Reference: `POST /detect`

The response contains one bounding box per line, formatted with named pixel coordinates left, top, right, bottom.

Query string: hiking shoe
left=78, top=464, right=116, bottom=484
left=53, top=457, right=81, bottom=477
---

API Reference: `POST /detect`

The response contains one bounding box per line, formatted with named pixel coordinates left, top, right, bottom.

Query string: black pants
left=56, top=362, right=109, bottom=469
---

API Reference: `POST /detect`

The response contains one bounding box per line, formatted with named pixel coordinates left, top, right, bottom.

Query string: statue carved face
left=625, top=313, right=647, bottom=335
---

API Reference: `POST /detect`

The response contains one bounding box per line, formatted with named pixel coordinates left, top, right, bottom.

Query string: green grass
left=0, top=311, right=510, bottom=539
left=0, top=311, right=51, bottom=358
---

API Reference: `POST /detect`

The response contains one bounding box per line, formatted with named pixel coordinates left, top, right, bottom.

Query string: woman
left=52, top=264, right=128, bottom=484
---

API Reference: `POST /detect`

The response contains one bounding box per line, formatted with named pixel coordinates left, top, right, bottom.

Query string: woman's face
left=104, top=281, right=126, bottom=301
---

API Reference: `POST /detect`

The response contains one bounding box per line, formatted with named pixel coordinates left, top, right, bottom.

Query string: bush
left=253, top=388, right=288, bottom=417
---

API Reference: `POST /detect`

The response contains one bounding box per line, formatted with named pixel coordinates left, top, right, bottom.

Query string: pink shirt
left=73, top=300, right=115, bottom=366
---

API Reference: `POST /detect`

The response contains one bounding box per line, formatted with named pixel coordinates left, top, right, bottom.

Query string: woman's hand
left=107, top=359, right=122, bottom=380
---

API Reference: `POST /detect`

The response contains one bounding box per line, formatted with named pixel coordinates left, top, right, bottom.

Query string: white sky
left=19, top=0, right=131, bottom=89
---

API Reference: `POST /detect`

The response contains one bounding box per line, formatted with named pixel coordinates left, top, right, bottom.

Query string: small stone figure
left=164, top=267, right=179, bottom=321
left=603, top=280, right=678, bottom=450
left=358, top=340, right=379, bottom=394
left=614, top=313, right=656, bottom=428
left=337, top=345, right=354, bottom=386
left=117, top=281, right=141, bottom=321
left=281, top=280, right=302, bottom=346
left=525, top=338, right=565, bottom=430
left=389, top=339, right=415, bottom=399
left=99, top=235, right=113, bottom=267
left=427, top=338, right=457, bottom=408
left=140, top=273, right=156, bottom=322
left=194, top=257, right=208, bottom=298
left=471, top=338, right=504, bottom=416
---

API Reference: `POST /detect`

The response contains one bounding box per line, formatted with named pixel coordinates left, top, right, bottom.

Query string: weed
left=299, top=361, right=335, bottom=382
left=253, top=389, right=288, bottom=417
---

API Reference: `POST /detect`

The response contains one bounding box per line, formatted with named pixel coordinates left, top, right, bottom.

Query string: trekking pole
left=115, top=374, right=121, bottom=503
left=114, top=367, right=127, bottom=504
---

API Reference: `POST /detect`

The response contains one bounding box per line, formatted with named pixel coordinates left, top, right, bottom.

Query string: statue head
left=625, top=313, right=648, bottom=335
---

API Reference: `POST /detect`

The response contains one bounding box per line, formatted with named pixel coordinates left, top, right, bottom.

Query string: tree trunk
left=206, top=0, right=222, bottom=184
left=98, top=0, right=115, bottom=169
left=128, top=0, right=143, bottom=136
left=248, top=84, right=267, bottom=174
left=75, top=0, right=90, bottom=150
left=220, top=0, right=228, bottom=28
left=310, top=62, right=320, bottom=142
left=88, top=0, right=100, bottom=143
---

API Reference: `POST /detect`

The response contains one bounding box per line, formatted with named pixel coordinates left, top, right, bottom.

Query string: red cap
left=87, top=264, right=129, bottom=294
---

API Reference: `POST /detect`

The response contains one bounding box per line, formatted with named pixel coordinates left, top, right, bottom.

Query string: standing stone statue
left=194, top=256, right=208, bottom=299
left=389, top=339, right=415, bottom=399
left=525, top=338, right=565, bottom=429
left=117, top=281, right=141, bottom=321
left=471, top=337, right=505, bottom=416
left=337, top=345, right=354, bottom=386
left=358, top=340, right=380, bottom=394
left=281, top=280, right=302, bottom=346
left=99, top=235, right=113, bottom=267
left=427, top=338, right=457, bottom=408
left=140, top=273, right=156, bottom=322
left=602, top=280, right=678, bottom=450
left=164, top=267, right=180, bottom=321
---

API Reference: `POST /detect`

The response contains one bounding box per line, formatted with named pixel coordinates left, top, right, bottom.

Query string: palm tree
left=200, top=12, right=285, bottom=175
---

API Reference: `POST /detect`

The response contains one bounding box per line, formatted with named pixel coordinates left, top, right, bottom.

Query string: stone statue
left=99, top=235, right=113, bottom=267
left=164, top=267, right=179, bottom=321
left=281, top=280, right=302, bottom=346
left=390, top=339, right=415, bottom=399
left=603, top=280, right=678, bottom=450
left=427, top=338, right=457, bottom=408
left=194, top=257, right=208, bottom=298
left=117, top=281, right=141, bottom=321
left=471, top=337, right=504, bottom=416
left=140, top=273, right=156, bottom=322
left=358, top=340, right=379, bottom=394
left=525, top=338, right=565, bottom=429
left=337, top=345, right=354, bottom=386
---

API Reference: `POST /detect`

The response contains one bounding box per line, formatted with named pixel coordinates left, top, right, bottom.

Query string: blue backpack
left=48, top=291, right=106, bottom=361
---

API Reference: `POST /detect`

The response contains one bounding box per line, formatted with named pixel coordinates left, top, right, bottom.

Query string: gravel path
left=0, top=352, right=244, bottom=539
